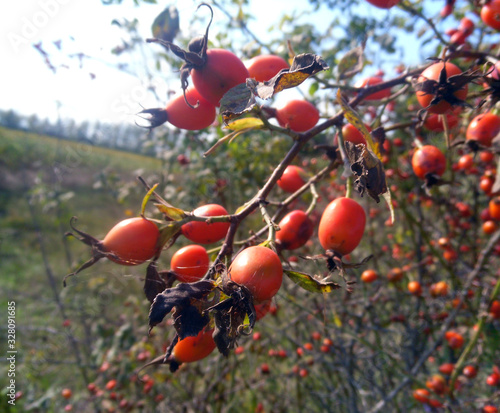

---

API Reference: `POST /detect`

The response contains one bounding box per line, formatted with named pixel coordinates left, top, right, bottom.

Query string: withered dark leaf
left=144, top=262, right=167, bottom=304
left=344, top=141, right=388, bottom=202
left=219, top=53, right=328, bottom=122
left=208, top=281, right=256, bottom=356
left=422, top=173, right=454, bottom=190
left=219, top=82, right=257, bottom=123
left=168, top=42, right=205, bottom=66
left=213, top=310, right=232, bottom=357
left=172, top=305, right=210, bottom=340
left=413, top=78, right=438, bottom=96
left=342, top=254, right=373, bottom=269
left=63, top=217, right=106, bottom=287
left=149, top=280, right=215, bottom=331
left=212, top=300, right=253, bottom=357
left=248, top=53, right=329, bottom=100
left=289, top=53, right=330, bottom=76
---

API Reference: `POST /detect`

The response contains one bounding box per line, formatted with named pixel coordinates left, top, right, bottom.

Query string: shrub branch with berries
left=63, top=1, right=500, bottom=411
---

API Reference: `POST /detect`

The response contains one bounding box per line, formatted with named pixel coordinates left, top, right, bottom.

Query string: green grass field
left=0, top=126, right=166, bottom=286
left=0, top=127, right=170, bottom=412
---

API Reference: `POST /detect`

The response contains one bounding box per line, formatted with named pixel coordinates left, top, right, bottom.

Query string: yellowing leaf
left=155, top=204, right=186, bottom=221
left=235, top=199, right=254, bottom=215
left=337, top=90, right=381, bottom=159
left=249, top=53, right=329, bottom=100
left=284, top=270, right=341, bottom=293
left=141, top=183, right=158, bottom=216
left=383, top=188, right=395, bottom=224
left=220, top=54, right=328, bottom=123
left=333, top=312, right=342, bottom=328
left=226, top=117, right=264, bottom=131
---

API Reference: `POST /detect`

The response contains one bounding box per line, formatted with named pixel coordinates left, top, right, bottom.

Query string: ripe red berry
left=416, top=62, right=467, bottom=114
left=365, top=0, right=400, bottom=8
left=165, top=88, right=216, bottom=130
left=246, top=54, right=289, bottom=82
left=361, top=269, right=378, bottom=283
left=486, top=372, right=500, bottom=386
left=61, top=388, right=72, bottom=399
left=181, top=204, right=230, bottom=244
left=276, top=100, right=320, bottom=132
left=277, top=165, right=308, bottom=193
left=412, top=145, right=446, bottom=180
left=482, top=0, right=500, bottom=30
left=275, top=210, right=314, bottom=250
left=191, top=48, right=249, bottom=107
left=171, top=245, right=210, bottom=283
left=466, top=112, right=500, bottom=148
left=463, top=365, right=478, bottom=378
left=413, top=388, right=430, bottom=403
left=439, top=363, right=455, bottom=375
left=102, top=217, right=160, bottom=266
left=318, top=197, right=366, bottom=255
left=229, top=246, right=283, bottom=302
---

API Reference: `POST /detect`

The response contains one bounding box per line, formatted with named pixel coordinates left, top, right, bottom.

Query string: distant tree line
left=0, top=108, right=149, bottom=154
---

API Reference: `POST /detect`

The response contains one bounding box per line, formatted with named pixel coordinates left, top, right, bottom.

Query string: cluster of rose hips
left=65, top=4, right=369, bottom=371
left=62, top=7, right=500, bottom=412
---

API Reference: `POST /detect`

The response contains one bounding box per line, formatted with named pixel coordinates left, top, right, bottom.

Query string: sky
left=1, top=0, right=335, bottom=126
left=0, top=1, right=441, bottom=126
left=1, top=0, right=203, bottom=125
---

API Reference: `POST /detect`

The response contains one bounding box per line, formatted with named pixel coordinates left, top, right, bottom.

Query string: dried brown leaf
left=148, top=280, right=216, bottom=333
left=345, top=141, right=388, bottom=202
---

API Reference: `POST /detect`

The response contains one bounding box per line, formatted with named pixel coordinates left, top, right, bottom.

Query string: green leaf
left=284, top=269, right=341, bottom=293
left=308, top=82, right=319, bottom=96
